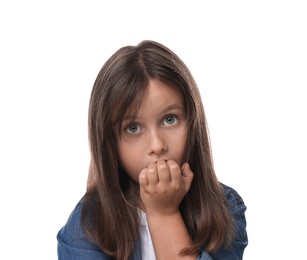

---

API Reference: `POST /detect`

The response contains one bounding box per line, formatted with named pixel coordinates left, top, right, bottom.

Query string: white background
left=0, top=1, right=306, bottom=259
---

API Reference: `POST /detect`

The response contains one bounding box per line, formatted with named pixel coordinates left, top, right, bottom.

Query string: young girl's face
left=117, top=79, right=188, bottom=183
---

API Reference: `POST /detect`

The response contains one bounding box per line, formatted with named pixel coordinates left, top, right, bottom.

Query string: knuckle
left=173, top=183, right=180, bottom=191
left=159, top=187, right=167, bottom=194
left=139, top=173, right=146, bottom=182
left=157, top=163, right=167, bottom=170
left=168, top=160, right=179, bottom=170
left=147, top=168, right=156, bottom=175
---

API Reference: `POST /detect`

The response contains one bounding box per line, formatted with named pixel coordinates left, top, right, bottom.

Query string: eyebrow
left=122, top=104, right=184, bottom=121
left=160, top=104, right=184, bottom=114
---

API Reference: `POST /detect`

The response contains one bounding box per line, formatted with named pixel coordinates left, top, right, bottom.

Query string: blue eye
left=163, top=115, right=178, bottom=126
left=126, top=123, right=141, bottom=134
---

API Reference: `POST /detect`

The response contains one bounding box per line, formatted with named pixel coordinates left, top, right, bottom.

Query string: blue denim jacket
left=57, top=184, right=248, bottom=259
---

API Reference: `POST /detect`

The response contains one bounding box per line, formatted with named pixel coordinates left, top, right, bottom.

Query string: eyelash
left=162, top=114, right=178, bottom=126
left=125, top=123, right=141, bottom=134
left=123, top=114, right=179, bottom=135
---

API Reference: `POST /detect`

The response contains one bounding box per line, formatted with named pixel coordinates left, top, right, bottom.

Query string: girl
left=57, top=40, right=248, bottom=259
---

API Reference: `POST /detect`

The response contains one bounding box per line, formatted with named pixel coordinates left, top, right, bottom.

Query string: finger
left=147, top=162, right=159, bottom=185
left=156, top=160, right=171, bottom=183
left=139, top=168, right=149, bottom=190
left=167, top=160, right=182, bottom=184
left=181, top=163, right=194, bottom=192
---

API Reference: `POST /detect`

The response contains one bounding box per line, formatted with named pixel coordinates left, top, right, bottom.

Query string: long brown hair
left=81, top=40, right=234, bottom=259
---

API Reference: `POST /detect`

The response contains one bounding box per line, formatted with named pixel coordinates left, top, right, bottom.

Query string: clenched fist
left=139, top=160, right=194, bottom=216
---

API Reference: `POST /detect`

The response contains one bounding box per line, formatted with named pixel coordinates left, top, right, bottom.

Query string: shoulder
left=220, top=183, right=248, bottom=243
left=221, top=183, right=248, bottom=248
left=220, top=183, right=247, bottom=216
left=57, top=200, right=107, bottom=259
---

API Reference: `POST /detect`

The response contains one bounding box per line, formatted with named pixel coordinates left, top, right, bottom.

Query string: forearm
left=147, top=211, right=198, bottom=260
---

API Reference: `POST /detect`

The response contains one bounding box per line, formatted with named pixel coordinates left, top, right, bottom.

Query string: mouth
left=153, top=159, right=168, bottom=163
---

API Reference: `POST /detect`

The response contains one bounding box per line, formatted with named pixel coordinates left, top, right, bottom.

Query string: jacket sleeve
left=57, top=201, right=111, bottom=260
left=197, top=251, right=214, bottom=260
left=211, top=184, right=248, bottom=260
left=57, top=238, right=110, bottom=260
left=197, top=184, right=248, bottom=260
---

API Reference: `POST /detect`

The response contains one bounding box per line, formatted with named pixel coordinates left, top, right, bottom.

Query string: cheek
left=117, top=142, right=128, bottom=167
left=180, top=133, right=189, bottom=160
left=117, top=141, right=143, bottom=181
left=170, top=127, right=188, bottom=163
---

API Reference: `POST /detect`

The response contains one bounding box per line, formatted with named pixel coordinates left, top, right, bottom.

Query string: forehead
left=114, top=79, right=184, bottom=125
left=138, top=79, right=184, bottom=113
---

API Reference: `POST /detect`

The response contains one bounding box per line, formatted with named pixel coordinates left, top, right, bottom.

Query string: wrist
left=145, top=209, right=181, bottom=222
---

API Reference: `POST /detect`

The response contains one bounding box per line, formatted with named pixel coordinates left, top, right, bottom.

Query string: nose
left=147, top=129, right=167, bottom=156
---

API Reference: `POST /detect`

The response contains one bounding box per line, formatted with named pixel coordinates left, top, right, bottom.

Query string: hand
left=139, top=160, right=194, bottom=216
